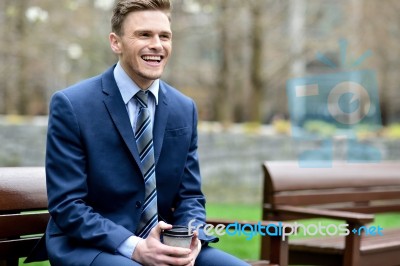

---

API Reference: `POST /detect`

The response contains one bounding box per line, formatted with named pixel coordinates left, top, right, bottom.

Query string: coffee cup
left=162, top=225, right=193, bottom=248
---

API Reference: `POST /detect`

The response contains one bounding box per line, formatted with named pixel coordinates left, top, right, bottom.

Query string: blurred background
left=2, top=0, right=400, bottom=123
left=1, top=0, right=400, bottom=201
left=2, top=0, right=400, bottom=262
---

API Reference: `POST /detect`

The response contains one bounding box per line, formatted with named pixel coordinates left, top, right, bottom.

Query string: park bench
left=0, top=167, right=49, bottom=266
left=260, top=160, right=400, bottom=266
left=0, top=167, right=288, bottom=266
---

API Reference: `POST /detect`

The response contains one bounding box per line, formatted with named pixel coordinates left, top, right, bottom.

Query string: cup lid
left=163, top=225, right=193, bottom=237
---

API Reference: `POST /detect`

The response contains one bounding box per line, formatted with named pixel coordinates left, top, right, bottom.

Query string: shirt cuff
left=117, top=235, right=142, bottom=259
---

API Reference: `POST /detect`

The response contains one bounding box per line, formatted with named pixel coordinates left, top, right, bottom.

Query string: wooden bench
left=260, top=161, right=400, bottom=266
left=0, top=167, right=288, bottom=266
left=0, top=167, right=49, bottom=266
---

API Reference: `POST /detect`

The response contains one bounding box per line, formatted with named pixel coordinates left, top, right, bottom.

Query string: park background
left=1, top=0, right=400, bottom=263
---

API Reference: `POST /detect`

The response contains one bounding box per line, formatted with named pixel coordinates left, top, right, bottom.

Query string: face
left=110, top=10, right=172, bottom=89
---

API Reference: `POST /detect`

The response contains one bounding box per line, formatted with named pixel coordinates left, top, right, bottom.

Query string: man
left=41, top=0, right=250, bottom=265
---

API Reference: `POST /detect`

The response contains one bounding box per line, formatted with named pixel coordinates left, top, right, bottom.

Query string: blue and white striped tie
left=134, top=90, right=158, bottom=238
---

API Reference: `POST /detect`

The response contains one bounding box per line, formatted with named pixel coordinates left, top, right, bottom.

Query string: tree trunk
left=249, top=0, right=264, bottom=123
left=15, top=0, right=29, bottom=115
left=214, top=0, right=234, bottom=124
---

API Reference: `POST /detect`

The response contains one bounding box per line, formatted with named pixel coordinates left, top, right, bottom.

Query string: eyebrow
left=134, top=30, right=172, bottom=36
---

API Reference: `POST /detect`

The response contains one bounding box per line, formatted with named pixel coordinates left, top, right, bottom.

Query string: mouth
left=141, top=55, right=162, bottom=63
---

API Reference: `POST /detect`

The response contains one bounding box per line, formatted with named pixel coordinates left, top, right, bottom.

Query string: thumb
left=190, top=231, right=199, bottom=250
left=149, top=221, right=172, bottom=238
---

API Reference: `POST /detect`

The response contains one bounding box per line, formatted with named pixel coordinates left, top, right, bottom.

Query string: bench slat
left=0, top=168, right=47, bottom=212
left=0, top=213, right=49, bottom=238
left=265, top=204, right=374, bottom=224
left=359, top=248, right=400, bottom=266
left=274, top=190, right=400, bottom=206
left=0, top=237, right=42, bottom=260
left=263, top=161, right=400, bottom=192
left=289, top=228, right=400, bottom=254
left=334, top=204, right=400, bottom=214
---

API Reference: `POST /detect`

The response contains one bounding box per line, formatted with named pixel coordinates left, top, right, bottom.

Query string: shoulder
left=71, top=74, right=103, bottom=90
left=52, top=66, right=115, bottom=102
left=159, top=80, right=194, bottom=106
left=60, top=74, right=102, bottom=98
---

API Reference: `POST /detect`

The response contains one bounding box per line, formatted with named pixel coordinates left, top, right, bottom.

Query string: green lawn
left=20, top=259, right=49, bottom=266
left=205, top=203, right=263, bottom=260
left=21, top=203, right=400, bottom=265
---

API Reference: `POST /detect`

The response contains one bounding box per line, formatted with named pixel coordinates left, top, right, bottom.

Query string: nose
left=149, top=35, right=163, bottom=51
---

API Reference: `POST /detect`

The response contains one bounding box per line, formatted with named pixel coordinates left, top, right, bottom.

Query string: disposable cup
left=162, top=225, right=193, bottom=249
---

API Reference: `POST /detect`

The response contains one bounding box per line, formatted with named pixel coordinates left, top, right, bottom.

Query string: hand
left=132, top=221, right=193, bottom=266
left=182, top=230, right=202, bottom=266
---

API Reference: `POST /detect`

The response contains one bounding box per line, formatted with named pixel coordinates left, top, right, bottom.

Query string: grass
left=19, top=260, right=49, bottom=266
left=21, top=203, right=400, bottom=265
left=205, top=203, right=263, bottom=260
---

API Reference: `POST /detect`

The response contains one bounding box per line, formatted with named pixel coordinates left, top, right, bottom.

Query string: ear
left=109, top=32, right=122, bottom=54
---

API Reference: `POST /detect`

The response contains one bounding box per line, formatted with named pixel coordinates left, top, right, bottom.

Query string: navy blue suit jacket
left=43, top=65, right=214, bottom=265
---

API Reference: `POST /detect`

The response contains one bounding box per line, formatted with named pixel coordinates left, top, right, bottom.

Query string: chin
left=141, top=70, right=164, bottom=80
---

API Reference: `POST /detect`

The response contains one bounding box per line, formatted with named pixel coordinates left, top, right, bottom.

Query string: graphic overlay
left=188, top=219, right=384, bottom=241
left=286, top=40, right=382, bottom=167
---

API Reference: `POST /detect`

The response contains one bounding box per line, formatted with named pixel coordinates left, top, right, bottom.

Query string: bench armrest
left=264, top=204, right=374, bottom=225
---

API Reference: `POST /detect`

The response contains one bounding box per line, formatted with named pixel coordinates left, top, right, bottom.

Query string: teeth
left=142, top=55, right=161, bottom=61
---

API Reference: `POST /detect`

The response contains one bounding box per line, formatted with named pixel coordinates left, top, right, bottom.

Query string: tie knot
left=135, top=90, right=149, bottom=108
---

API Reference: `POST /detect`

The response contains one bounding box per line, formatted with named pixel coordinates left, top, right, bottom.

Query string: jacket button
left=136, top=201, right=142, bottom=208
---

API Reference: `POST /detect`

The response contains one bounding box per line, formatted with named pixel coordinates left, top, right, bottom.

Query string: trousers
left=90, top=246, right=251, bottom=266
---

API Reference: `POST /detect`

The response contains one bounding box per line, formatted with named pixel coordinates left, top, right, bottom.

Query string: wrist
left=131, top=238, right=144, bottom=262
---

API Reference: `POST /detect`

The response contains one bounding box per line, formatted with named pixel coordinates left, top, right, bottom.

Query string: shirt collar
left=114, top=62, right=159, bottom=105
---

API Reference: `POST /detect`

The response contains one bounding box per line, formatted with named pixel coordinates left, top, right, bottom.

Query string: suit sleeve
left=171, top=100, right=218, bottom=244
left=46, top=92, right=133, bottom=253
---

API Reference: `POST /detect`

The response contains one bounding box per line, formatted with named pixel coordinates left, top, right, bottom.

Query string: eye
left=160, top=34, right=171, bottom=41
left=137, top=32, right=151, bottom=38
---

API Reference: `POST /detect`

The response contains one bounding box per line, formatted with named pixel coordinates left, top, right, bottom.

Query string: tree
left=248, top=0, right=265, bottom=123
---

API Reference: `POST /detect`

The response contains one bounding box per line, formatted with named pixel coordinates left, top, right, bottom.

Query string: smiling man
left=37, top=0, right=250, bottom=265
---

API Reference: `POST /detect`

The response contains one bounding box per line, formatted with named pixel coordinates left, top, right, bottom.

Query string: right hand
left=132, top=221, right=193, bottom=266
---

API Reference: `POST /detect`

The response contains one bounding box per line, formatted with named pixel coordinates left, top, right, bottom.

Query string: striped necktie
left=134, top=90, right=158, bottom=238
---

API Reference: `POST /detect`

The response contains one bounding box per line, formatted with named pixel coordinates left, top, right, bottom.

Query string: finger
left=189, top=232, right=199, bottom=250
left=158, top=221, right=173, bottom=230
left=149, top=221, right=172, bottom=238
left=181, top=255, right=196, bottom=266
left=161, top=253, right=192, bottom=266
left=151, top=253, right=190, bottom=266
left=181, top=260, right=195, bottom=266
left=162, top=244, right=191, bottom=255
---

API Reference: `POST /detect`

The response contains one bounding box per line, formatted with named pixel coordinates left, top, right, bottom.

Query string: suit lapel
left=101, top=67, right=143, bottom=173
left=153, top=81, right=169, bottom=166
